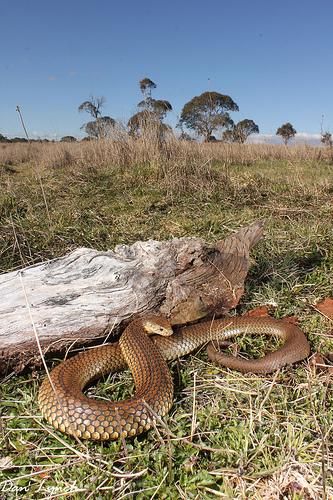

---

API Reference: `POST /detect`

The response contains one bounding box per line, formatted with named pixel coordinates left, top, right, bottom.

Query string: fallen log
left=0, top=220, right=264, bottom=374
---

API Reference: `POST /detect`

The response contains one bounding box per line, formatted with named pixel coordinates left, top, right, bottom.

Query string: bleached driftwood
left=0, top=220, right=264, bottom=374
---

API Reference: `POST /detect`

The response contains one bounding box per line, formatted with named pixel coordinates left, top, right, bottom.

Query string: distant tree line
left=0, top=133, right=79, bottom=143
left=77, top=79, right=261, bottom=143
left=2, top=79, right=331, bottom=146
left=76, top=78, right=330, bottom=147
left=0, top=133, right=52, bottom=143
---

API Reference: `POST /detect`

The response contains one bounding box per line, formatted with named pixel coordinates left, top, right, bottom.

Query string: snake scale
left=38, top=316, right=310, bottom=441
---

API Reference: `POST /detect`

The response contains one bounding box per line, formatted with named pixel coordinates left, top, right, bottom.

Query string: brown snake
left=38, top=315, right=310, bottom=441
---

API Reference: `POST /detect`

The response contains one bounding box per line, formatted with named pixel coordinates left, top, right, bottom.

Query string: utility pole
left=16, top=105, right=30, bottom=142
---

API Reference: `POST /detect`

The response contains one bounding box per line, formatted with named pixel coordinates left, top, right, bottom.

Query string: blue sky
left=1, top=0, right=332, bottom=140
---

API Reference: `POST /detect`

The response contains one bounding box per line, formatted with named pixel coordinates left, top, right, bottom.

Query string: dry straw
left=1, top=126, right=332, bottom=199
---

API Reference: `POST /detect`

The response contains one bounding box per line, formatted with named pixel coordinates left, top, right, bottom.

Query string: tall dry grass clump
left=0, top=141, right=43, bottom=166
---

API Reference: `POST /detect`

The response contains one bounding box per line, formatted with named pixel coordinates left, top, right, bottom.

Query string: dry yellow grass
left=1, top=133, right=332, bottom=172
left=1, top=133, right=332, bottom=204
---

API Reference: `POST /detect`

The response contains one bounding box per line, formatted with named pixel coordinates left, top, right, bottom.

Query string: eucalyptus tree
left=276, top=122, right=297, bottom=145
left=178, top=91, right=239, bottom=141
left=222, top=119, right=259, bottom=143
left=128, top=78, right=172, bottom=138
left=81, top=116, right=116, bottom=139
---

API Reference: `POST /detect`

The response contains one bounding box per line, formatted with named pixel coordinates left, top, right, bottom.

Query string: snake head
left=142, top=316, right=173, bottom=337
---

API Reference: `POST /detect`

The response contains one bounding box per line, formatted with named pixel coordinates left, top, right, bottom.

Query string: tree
left=11, top=137, right=28, bottom=143
left=60, top=136, right=77, bottom=142
left=128, top=110, right=171, bottom=139
left=78, top=96, right=115, bottom=139
left=0, top=133, right=9, bottom=142
left=139, top=78, right=157, bottom=98
left=128, top=77, right=172, bottom=137
left=78, top=96, right=105, bottom=119
left=81, top=116, right=116, bottom=139
left=321, top=131, right=332, bottom=148
left=178, top=91, right=239, bottom=141
left=276, top=122, right=297, bottom=145
left=222, top=119, right=259, bottom=143
left=178, top=131, right=194, bottom=141
left=137, top=77, right=172, bottom=119
left=221, top=129, right=234, bottom=143
left=138, top=98, right=172, bottom=120
left=128, top=110, right=157, bottom=136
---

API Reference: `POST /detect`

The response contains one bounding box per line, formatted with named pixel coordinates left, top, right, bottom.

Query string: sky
left=1, top=0, right=333, bottom=141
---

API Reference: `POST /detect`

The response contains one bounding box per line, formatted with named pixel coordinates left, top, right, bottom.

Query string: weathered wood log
left=0, top=220, right=264, bottom=374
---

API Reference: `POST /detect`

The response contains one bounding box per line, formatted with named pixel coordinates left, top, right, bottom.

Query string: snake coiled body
left=39, top=316, right=310, bottom=440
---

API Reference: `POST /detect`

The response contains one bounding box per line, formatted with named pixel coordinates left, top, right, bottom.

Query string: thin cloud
left=47, top=75, right=56, bottom=81
left=248, top=133, right=275, bottom=144
left=295, top=132, right=321, bottom=140
left=31, top=131, right=59, bottom=140
left=248, top=133, right=322, bottom=145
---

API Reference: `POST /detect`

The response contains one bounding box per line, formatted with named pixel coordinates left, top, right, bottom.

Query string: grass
left=1, top=138, right=333, bottom=498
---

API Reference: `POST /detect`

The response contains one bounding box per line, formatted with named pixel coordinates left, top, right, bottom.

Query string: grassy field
left=1, top=139, right=333, bottom=498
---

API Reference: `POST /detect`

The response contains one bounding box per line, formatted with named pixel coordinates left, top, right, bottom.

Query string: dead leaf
left=314, top=297, right=333, bottom=320
left=245, top=310, right=300, bottom=327
left=245, top=305, right=269, bottom=317
left=310, top=352, right=333, bottom=376
left=282, top=315, right=299, bottom=325
left=310, top=352, right=325, bottom=373
left=283, top=481, right=303, bottom=495
left=33, top=465, right=51, bottom=479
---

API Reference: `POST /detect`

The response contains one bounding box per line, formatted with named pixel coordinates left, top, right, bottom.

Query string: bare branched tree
left=78, top=96, right=106, bottom=119
left=78, top=96, right=115, bottom=139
